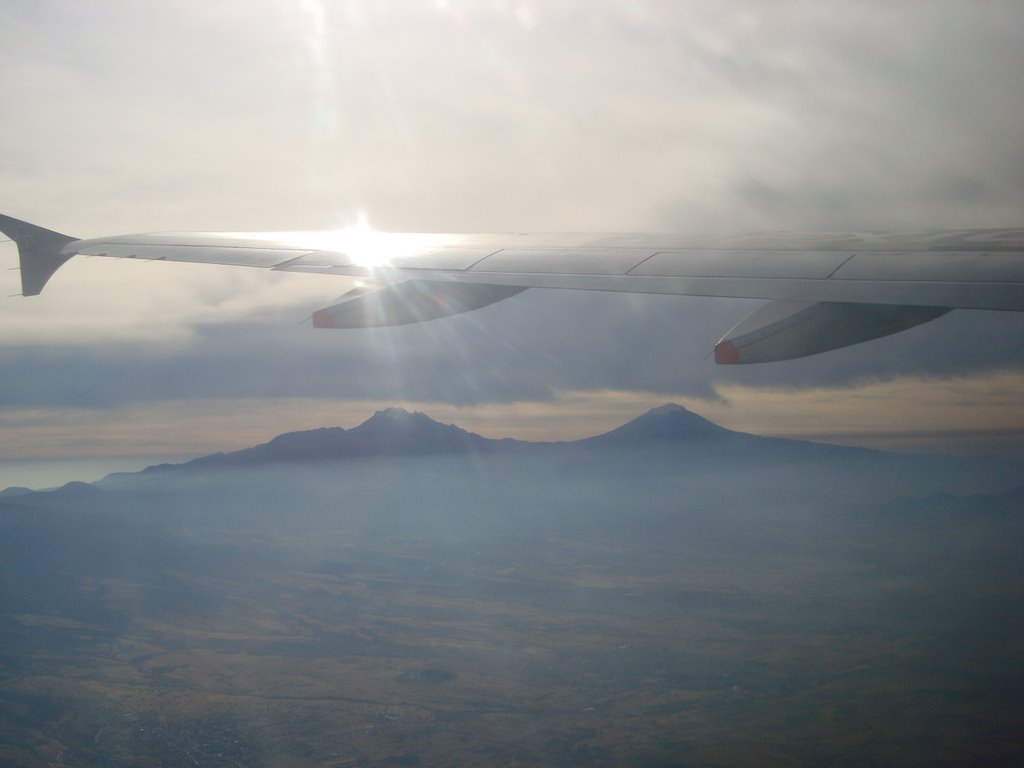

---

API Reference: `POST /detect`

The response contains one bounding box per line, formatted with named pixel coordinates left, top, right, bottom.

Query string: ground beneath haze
left=1, top=410, right=1023, bottom=766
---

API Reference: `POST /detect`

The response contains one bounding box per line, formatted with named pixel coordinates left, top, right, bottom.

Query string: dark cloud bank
left=2, top=290, right=1023, bottom=409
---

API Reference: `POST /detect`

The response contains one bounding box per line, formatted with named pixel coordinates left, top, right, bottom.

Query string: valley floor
left=2, top=495, right=1023, bottom=767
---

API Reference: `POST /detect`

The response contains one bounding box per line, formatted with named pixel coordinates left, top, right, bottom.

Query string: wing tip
left=0, top=213, right=78, bottom=296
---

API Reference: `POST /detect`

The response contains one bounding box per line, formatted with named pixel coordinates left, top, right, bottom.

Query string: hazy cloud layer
left=1, top=288, right=1023, bottom=411
left=4, top=0, right=1021, bottom=234
left=3, top=370, right=1023, bottom=461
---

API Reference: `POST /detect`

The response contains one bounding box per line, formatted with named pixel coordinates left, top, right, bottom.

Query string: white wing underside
left=3, top=213, right=1023, bottom=363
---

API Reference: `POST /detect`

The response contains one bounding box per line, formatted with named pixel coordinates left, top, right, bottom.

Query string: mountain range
left=0, top=405, right=1019, bottom=507
left=136, top=402, right=824, bottom=472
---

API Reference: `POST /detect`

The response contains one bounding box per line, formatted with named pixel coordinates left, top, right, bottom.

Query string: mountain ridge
left=131, top=402, right=863, bottom=478
left=3, top=403, right=1022, bottom=510
left=159, top=406, right=522, bottom=472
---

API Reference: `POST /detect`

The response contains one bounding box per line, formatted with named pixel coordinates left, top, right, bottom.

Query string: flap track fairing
left=312, top=280, right=527, bottom=328
left=714, top=300, right=951, bottom=364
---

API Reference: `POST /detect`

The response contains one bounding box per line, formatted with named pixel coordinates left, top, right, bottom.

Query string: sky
left=1, top=0, right=1023, bottom=485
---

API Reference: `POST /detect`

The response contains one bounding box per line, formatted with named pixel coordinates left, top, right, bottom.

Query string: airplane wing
left=2, top=213, right=1022, bottom=363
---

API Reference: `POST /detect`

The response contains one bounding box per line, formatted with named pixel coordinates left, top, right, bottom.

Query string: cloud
left=0, top=283, right=1021, bottom=413
left=686, top=371, right=1024, bottom=458
left=3, top=370, right=1023, bottom=460
left=0, top=289, right=739, bottom=406
left=0, top=248, right=352, bottom=345
left=4, top=1, right=1022, bottom=234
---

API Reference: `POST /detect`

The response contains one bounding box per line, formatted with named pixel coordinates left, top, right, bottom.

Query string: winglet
left=0, top=214, right=78, bottom=296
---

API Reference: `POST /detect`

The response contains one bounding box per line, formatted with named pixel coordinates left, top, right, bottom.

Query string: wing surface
left=3, top=214, right=1023, bottom=362
left=60, top=228, right=1024, bottom=312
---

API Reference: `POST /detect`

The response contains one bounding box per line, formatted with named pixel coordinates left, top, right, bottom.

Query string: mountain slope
left=578, top=403, right=737, bottom=446
left=165, top=407, right=513, bottom=471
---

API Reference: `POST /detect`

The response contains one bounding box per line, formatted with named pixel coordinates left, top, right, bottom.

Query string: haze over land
left=2, top=406, right=1022, bottom=766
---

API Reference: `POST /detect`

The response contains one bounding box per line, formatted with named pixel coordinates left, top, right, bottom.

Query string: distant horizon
left=0, top=455, right=194, bottom=493
left=4, top=400, right=1023, bottom=491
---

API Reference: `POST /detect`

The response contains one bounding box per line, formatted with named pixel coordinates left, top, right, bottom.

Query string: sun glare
left=303, top=212, right=454, bottom=268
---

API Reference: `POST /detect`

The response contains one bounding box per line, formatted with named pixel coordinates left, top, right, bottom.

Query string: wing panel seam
left=825, top=253, right=857, bottom=279
left=624, top=251, right=660, bottom=275
left=270, top=252, right=318, bottom=270
left=462, top=249, right=505, bottom=271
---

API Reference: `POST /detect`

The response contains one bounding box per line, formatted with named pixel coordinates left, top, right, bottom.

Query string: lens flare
left=303, top=212, right=455, bottom=268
